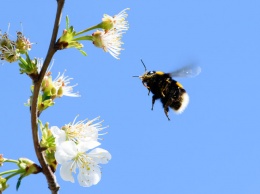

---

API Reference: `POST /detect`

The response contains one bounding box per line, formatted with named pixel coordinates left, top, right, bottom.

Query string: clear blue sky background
left=1, top=0, right=260, bottom=194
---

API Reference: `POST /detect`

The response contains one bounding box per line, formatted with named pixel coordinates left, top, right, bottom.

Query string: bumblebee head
left=133, top=60, right=158, bottom=83
left=140, top=71, right=156, bottom=81
left=146, top=71, right=156, bottom=75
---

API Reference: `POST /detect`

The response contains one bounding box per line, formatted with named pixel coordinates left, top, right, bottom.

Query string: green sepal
left=18, top=53, right=38, bottom=75
left=16, top=158, right=41, bottom=190
left=16, top=175, right=23, bottom=191
left=66, top=15, right=70, bottom=30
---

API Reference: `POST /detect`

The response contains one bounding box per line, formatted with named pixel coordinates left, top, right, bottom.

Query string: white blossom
left=103, top=8, right=130, bottom=32
left=55, top=141, right=111, bottom=187
left=50, top=116, right=106, bottom=145
left=93, top=29, right=124, bottom=60
left=52, top=71, right=80, bottom=97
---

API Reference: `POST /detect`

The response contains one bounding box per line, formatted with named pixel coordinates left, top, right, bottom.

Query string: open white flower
left=36, top=60, right=79, bottom=97
left=52, top=71, right=80, bottom=97
left=101, top=29, right=124, bottom=59
left=55, top=141, right=111, bottom=187
left=92, top=29, right=124, bottom=59
left=102, top=8, right=130, bottom=32
left=50, top=116, right=106, bottom=145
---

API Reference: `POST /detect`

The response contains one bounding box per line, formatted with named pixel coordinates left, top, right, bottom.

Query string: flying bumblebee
left=134, top=60, right=201, bottom=121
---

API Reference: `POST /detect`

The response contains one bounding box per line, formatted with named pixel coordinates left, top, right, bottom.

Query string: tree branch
left=31, top=0, right=65, bottom=193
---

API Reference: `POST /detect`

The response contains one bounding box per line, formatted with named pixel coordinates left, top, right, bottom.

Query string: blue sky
left=1, top=0, right=260, bottom=194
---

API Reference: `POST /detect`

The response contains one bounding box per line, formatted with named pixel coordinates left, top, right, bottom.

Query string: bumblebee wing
left=170, top=64, right=201, bottom=78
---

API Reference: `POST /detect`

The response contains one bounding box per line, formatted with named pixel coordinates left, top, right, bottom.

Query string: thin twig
left=31, top=0, right=65, bottom=193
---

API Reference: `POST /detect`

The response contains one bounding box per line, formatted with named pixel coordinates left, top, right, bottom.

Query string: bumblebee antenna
left=132, top=59, right=147, bottom=78
left=140, top=59, right=147, bottom=72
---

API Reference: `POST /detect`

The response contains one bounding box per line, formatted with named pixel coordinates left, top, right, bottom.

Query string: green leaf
left=79, top=49, right=87, bottom=56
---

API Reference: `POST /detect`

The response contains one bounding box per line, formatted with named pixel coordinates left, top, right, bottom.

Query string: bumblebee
left=134, top=60, right=201, bottom=120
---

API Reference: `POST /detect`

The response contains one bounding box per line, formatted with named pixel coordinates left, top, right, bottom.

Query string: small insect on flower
left=133, top=60, right=201, bottom=121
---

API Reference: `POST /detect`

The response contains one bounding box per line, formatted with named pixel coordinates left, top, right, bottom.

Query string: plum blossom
left=92, top=29, right=124, bottom=59
left=52, top=71, right=80, bottom=97
left=55, top=141, right=111, bottom=187
left=50, top=116, right=105, bottom=145
left=102, top=8, right=130, bottom=32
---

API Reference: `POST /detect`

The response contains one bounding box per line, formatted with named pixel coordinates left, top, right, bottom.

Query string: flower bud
left=41, top=76, right=54, bottom=96
left=18, top=158, right=41, bottom=175
left=0, top=154, right=4, bottom=167
left=0, top=176, right=8, bottom=192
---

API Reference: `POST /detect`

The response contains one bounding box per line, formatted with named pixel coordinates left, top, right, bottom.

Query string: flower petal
left=55, top=141, right=77, bottom=164
left=60, top=161, right=75, bottom=182
left=77, top=141, right=100, bottom=152
left=50, top=126, right=66, bottom=145
left=77, top=166, right=101, bottom=187
left=88, top=148, right=112, bottom=164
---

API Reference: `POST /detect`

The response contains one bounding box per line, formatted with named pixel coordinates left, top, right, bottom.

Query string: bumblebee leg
left=164, top=106, right=170, bottom=121
left=152, top=95, right=160, bottom=110
left=161, top=86, right=166, bottom=97
left=152, top=95, right=156, bottom=110
left=161, top=91, right=165, bottom=97
left=163, top=99, right=173, bottom=121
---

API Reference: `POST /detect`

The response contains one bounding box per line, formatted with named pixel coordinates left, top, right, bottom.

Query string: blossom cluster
left=50, top=116, right=111, bottom=187
left=0, top=31, right=31, bottom=63
left=92, top=8, right=130, bottom=59
left=0, top=8, right=128, bottom=191
left=25, top=59, right=79, bottom=113
left=56, top=8, right=130, bottom=59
